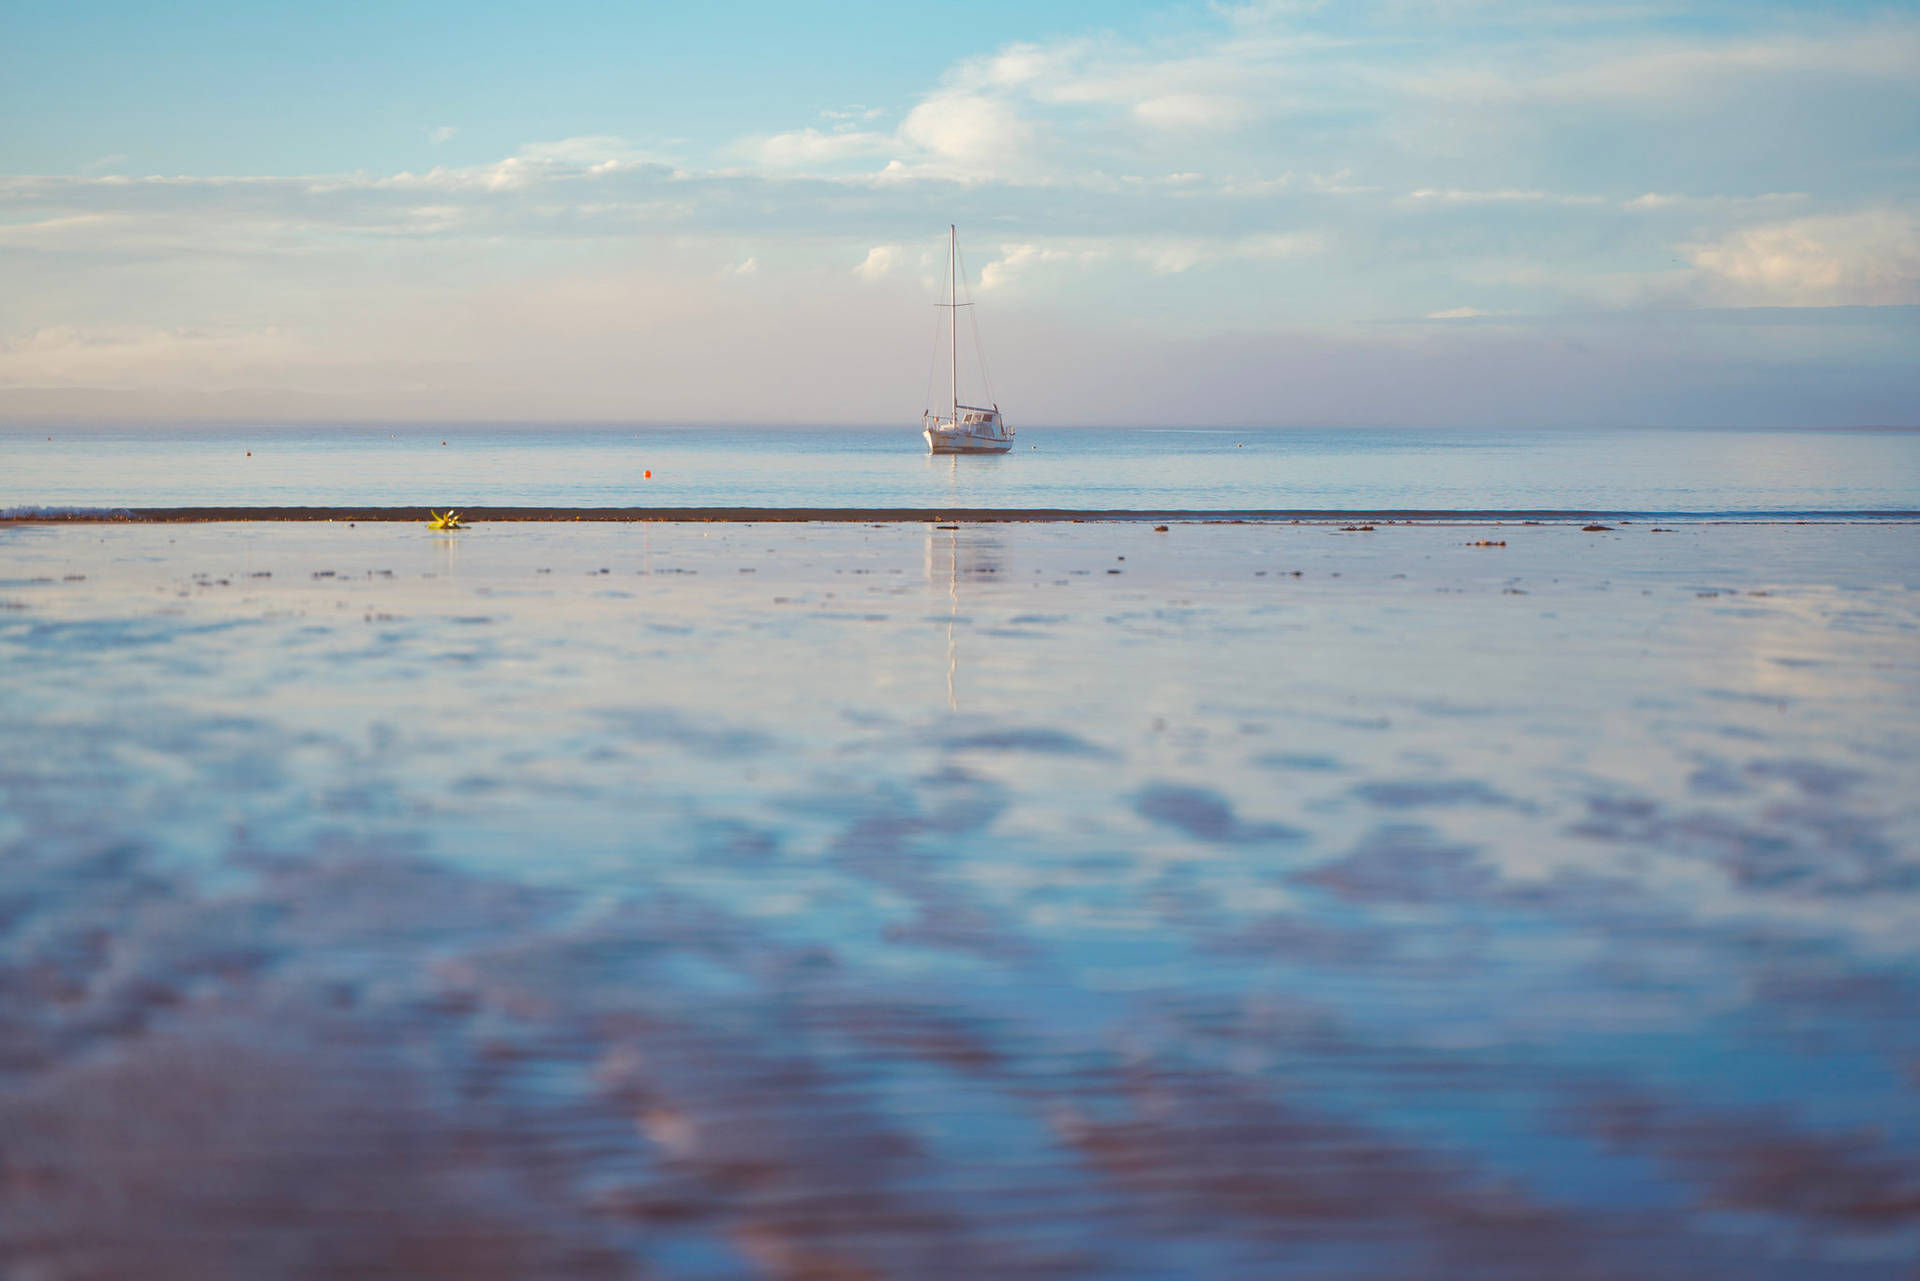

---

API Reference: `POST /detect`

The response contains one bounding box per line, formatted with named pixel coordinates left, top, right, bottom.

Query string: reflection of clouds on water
left=3, top=520, right=1920, bottom=1278
left=1135, top=782, right=1305, bottom=845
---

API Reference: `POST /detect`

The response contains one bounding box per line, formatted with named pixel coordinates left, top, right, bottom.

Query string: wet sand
left=7, top=505, right=1919, bottom=523
left=3, top=519, right=1919, bottom=1279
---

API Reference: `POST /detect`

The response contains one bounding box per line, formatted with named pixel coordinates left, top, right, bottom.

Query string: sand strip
left=7, top=505, right=1918, bottom=524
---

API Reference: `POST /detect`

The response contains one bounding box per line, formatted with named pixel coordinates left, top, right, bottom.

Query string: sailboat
left=922, top=225, right=1013, bottom=455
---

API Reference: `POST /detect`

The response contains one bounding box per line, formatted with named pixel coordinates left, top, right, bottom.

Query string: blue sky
left=2, top=0, right=1916, bottom=425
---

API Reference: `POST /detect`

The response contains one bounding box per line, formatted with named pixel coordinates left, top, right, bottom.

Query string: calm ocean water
left=6, top=423, right=1918, bottom=511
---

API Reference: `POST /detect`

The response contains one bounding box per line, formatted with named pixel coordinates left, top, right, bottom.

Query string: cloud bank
left=2, top=1, right=1916, bottom=424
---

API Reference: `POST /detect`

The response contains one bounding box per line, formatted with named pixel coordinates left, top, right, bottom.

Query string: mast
left=949, top=225, right=958, bottom=428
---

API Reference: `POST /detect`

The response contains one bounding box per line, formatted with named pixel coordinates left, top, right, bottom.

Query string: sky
left=2, top=0, right=1916, bottom=427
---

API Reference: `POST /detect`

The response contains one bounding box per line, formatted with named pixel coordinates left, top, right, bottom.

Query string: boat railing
left=926, top=406, right=1000, bottom=424
left=924, top=407, right=1010, bottom=435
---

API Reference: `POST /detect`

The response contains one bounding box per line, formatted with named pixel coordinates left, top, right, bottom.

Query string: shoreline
left=7, top=505, right=1920, bottom=525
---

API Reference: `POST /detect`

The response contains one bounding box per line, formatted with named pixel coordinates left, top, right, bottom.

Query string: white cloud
left=514, top=135, right=648, bottom=167
left=709, top=5, right=1916, bottom=210
left=742, top=85, right=1043, bottom=180
left=970, top=41, right=1079, bottom=92
left=1393, top=25, right=1920, bottom=111
left=899, top=91, right=1038, bottom=177
left=1307, top=171, right=1381, bottom=196
left=0, top=213, right=133, bottom=250
left=1549, top=29, right=1919, bottom=103
left=1405, top=188, right=1605, bottom=206
left=428, top=125, right=458, bottom=145
left=1688, top=209, right=1920, bottom=306
left=978, top=243, right=1084, bottom=289
left=820, top=105, right=886, bottom=123
left=1211, top=0, right=1327, bottom=25
left=854, top=245, right=903, bottom=281
left=750, top=128, right=895, bottom=168
left=1424, top=306, right=1522, bottom=320
left=1132, top=93, right=1253, bottom=132
left=977, top=232, right=1320, bottom=288
left=370, top=140, right=656, bottom=194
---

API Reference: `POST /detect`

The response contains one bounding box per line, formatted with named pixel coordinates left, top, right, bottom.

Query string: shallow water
left=3, top=519, right=1919, bottom=1278
left=6, top=423, right=1919, bottom=511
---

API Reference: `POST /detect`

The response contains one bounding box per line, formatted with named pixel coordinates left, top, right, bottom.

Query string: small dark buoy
left=1154, top=524, right=1168, bottom=532
left=245, top=451, right=251, bottom=456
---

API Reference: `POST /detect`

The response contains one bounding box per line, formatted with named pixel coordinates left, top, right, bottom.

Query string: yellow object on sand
left=428, top=510, right=464, bottom=530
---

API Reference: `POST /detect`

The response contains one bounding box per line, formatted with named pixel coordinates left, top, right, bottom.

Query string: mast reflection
left=923, top=525, right=1006, bottom=713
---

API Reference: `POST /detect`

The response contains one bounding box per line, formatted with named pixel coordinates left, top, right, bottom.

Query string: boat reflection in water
left=925, top=523, right=1007, bottom=711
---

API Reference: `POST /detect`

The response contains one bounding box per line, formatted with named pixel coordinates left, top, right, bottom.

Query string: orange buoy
left=644, top=470, right=652, bottom=479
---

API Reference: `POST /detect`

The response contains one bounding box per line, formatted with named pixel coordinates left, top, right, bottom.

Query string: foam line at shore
left=5, top=505, right=1919, bottom=524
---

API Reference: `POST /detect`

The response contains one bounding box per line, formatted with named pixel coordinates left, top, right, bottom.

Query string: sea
left=6, top=421, right=1919, bottom=512
left=5, top=422, right=1920, bottom=1278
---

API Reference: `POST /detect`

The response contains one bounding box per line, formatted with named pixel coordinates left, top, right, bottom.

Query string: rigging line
left=954, top=243, right=998, bottom=409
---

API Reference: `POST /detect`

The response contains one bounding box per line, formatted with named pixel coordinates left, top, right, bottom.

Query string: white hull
left=925, top=426, right=1013, bottom=455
